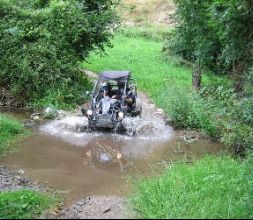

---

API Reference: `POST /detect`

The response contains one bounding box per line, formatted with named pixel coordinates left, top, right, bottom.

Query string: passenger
left=123, top=87, right=136, bottom=113
left=118, top=82, right=125, bottom=97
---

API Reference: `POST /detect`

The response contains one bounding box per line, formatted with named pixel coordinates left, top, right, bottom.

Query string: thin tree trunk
left=192, top=59, right=201, bottom=90
left=232, top=61, right=246, bottom=93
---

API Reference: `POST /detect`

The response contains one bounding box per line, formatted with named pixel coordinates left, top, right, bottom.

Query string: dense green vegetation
left=129, top=156, right=253, bottom=219
left=0, top=190, right=58, bottom=219
left=0, top=0, right=118, bottom=109
left=166, top=0, right=253, bottom=91
left=0, top=114, right=28, bottom=156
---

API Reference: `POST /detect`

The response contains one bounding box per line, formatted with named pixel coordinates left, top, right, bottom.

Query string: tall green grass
left=129, top=156, right=253, bottom=219
left=0, top=114, right=28, bottom=156
left=84, top=34, right=226, bottom=95
left=119, top=26, right=173, bottom=42
left=0, top=190, right=59, bottom=219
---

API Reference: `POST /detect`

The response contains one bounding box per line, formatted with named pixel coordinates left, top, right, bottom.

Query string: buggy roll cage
left=90, top=71, right=137, bottom=110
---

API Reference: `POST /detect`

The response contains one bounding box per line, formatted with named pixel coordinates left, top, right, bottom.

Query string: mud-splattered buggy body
left=82, top=71, right=142, bottom=132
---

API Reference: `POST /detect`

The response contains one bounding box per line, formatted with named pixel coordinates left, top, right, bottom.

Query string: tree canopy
left=166, top=0, right=253, bottom=91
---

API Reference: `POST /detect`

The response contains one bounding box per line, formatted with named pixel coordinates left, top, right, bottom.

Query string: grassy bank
left=129, top=156, right=253, bottom=219
left=0, top=190, right=58, bottom=219
left=0, top=114, right=29, bottom=156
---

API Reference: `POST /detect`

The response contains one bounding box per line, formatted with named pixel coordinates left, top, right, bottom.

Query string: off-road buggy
left=82, top=71, right=142, bottom=132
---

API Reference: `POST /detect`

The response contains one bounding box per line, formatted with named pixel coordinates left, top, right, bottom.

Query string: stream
left=0, top=94, right=224, bottom=205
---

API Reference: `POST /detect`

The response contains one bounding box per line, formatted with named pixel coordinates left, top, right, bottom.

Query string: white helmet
left=102, top=82, right=110, bottom=87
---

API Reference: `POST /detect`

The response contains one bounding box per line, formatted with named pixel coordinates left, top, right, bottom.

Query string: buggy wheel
left=139, top=106, right=142, bottom=118
left=127, top=127, right=136, bottom=136
left=86, top=121, right=94, bottom=133
left=114, top=122, right=125, bottom=133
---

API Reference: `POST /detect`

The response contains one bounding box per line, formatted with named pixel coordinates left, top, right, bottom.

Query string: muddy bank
left=0, top=166, right=45, bottom=192
left=0, top=166, right=130, bottom=219
left=58, top=196, right=131, bottom=219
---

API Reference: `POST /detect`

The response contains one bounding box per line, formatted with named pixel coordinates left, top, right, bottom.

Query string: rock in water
left=33, top=116, right=40, bottom=121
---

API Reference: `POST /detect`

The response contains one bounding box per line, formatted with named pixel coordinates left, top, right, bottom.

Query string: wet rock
left=16, top=176, right=28, bottom=185
left=44, top=107, right=59, bottom=119
left=17, top=169, right=25, bottom=175
left=0, top=167, right=46, bottom=192
left=23, top=119, right=36, bottom=128
left=154, top=108, right=164, bottom=115
left=31, top=112, right=40, bottom=118
left=33, top=115, right=41, bottom=121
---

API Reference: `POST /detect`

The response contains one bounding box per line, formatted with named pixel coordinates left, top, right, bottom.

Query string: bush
left=163, top=87, right=217, bottom=136
left=0, top=0, right=118, bottom=108
left=200, top=86, right=253, bottom=151
left=129, top=156, right=253, bottom=219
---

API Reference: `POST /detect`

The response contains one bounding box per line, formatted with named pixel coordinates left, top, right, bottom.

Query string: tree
left=166, top=0, right=253, bottom=91
left=210, top=0, right=253, bottom=91
left=0, top=0, right=119, bottom=105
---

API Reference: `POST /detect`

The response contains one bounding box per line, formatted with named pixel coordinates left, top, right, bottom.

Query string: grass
left=0, top=190, right=59, bottom=219
left=119, top=26, right=174, bottom=42
left=84, top=34, right=226, bottom=95
left=129, top=156, right=253, bottom=219
left=0, top=114, right=29, bottom=156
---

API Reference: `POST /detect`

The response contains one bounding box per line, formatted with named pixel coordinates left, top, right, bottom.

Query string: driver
left=98, top=82, right=112, bottom=100
left=98, top=89, right=111, bottom=114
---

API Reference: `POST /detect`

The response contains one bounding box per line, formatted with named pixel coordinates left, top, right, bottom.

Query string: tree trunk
left=192, top=60, right=201, bottom=90
left=232, top=61, right=246, bottom=93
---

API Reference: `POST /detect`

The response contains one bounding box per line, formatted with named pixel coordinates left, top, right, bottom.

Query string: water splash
left=40, top=113, right=173, bottom=144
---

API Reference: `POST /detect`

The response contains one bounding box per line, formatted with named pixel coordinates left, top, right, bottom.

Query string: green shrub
left=129, top=156, right=253, bottom=219
left=161, top=87, right=217, bottom=136
left=0, top=190, right=58, bottom=219
left=0, top=0, right=118, bottom=107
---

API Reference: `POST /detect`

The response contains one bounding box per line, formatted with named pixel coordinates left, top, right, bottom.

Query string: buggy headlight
left=87, top=110, right=93, bottom=116
left=118, top=111, right=124, bottom=119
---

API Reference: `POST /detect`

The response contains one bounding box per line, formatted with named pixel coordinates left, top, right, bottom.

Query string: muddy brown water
left=0, top=101, right=224, bottom=205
